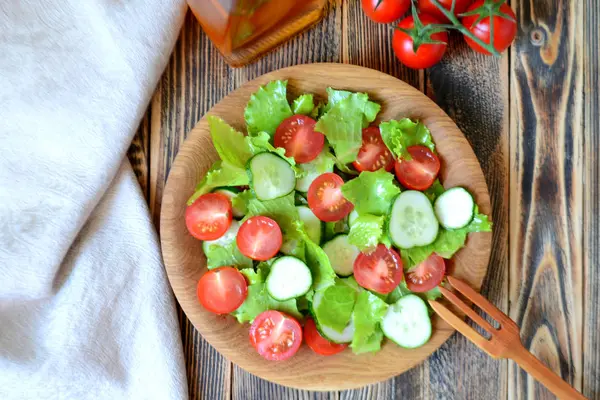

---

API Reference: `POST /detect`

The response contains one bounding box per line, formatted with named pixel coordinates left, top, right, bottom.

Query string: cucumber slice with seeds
left=388, top=191, right=439, bottom=249
left=248, top=153, right=296, bottom=201
left=382, top=294, right=431, bottom=349
left=322, top=234, right=360, bottom=277
left=434, top=187, right=475, bottom=229
left=266, top=256, right=312, bottom=301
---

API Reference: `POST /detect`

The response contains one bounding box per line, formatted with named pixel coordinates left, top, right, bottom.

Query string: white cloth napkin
left=0, top=1, right=189, bottom=398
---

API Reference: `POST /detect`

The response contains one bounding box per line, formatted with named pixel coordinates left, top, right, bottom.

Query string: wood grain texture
left=159, top=63, right=492, bottom=391
left=127, top=109, right=151, bottom=200
left=509, top=0, right=584, bottom=399
left=583, top=0, right=600, bottom=398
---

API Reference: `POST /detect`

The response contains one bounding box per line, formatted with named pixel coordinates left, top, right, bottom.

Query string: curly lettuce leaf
left=187, top=161, right=248, bottom=205
left=246, top=131, right=297, bottom=166
left=341, top=170, right=400, bottom=216
left=351, top=291, right=389, bottom=354
left=240, top=263, right=271, bottom=285
left=348, top=214, right=385, bottom=252
left=208, top=116, right=253, bottom=168
left=244, top=80, right=293, bottom=136
left=314, top=280, right=359, bottom=333
left=246, top=192, right=298, bottom=237
left=205, top=241, right=253, bottom=270
left=400, top=206, right=493, bottom=268
left=315, top=92, right=381, bottom=163
left=423, top=179, right=445, bottom=202
left=292, top=94, right=314, bottom=115
left=379, top=118, right=435, bottom=160
left=231, top=283, right=301, bottom=323
left=231, top=189, right=252, bottom=216
left=385, top=281, right=412, bottom=304
left=294, top=220, right=336, bottom=291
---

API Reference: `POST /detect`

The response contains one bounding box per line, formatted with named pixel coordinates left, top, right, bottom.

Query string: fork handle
left=509, top=344, right=586, bottom=399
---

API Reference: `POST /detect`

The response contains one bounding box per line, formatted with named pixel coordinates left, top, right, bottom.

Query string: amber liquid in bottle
left=188, top=0, right=326, bottom=67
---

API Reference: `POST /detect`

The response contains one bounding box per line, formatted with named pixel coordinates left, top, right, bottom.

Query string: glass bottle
left=188, top=0, right=327, bottom=67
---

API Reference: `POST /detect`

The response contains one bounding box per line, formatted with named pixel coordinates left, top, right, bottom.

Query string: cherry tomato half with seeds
left=197, top=267, right=248, bottom=314
left=392, top=14, right=448, bottom=69
left=352, top=126, right=395, bottom=172
left=417, top=0, right=473, bottom=23
left=361, top=0, right=411, bottom=24
left=237, top=216, right=282, bottom=261
left=307, top=173, right=354, bottom=222
left=304, top=318, right=348, bottom=356
left=394, top=145, right=440, bottom=190
left=249, top=310, right=303, bottom=361
left=462, top=1, right=517, bottom=55
left=185, top=193, right=232, bottom=241
left=274, top=115, right=325, bottom=163
left=405, top=253, right=446, bottom=292
left=354, top=244, right=404, bottom=294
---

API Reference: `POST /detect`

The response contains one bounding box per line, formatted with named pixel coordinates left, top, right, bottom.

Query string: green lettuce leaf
left=385, top=281, right=412, bottom=304
left=187, top=161, right=248, bottom=205
left=231, top=189, right=252, bottom=216
left=423, top=179, right=445, bottom=202
left=400, top=206, right=493, bottom=268
left=379, top=118, right=435, bottom=160
left=231, top=283, right=301, bottom=323
left=240, top=263, right=271, bottom=285
left=351, top=291, right=389, bottom=354
left=246, top=192, right=298, bottom=237
left=244, top=80, right=293, bottom=136
left=315, top=92, right=381, bottom=163
left=314, top=280, right=359, bottom=333
left=294, top=221, right=336, bottom=291
left=208, top=116, right=253, bottom=168
left=245, top=131, right=297, bottom=167
left=348, top=214, right=385, bottom=252
left=292, top=94, right=314, bottom=115
left=341, top=170, right=400, bottom=216
left=323, top=217, right=350, bottom=242
left=205, top=241, right=253, bottom=270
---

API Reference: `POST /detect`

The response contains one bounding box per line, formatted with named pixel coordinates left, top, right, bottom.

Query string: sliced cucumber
left=388, top=191, right=439, bottom=249
left=322, top=234, right=360, bottom=277
left=296, top=205, right=322, bottom=244
left=434, top=187, right=475, bottom=229
left=311, top=291, right=355, bottom=343
left=348, top=210, right=359, bottom=227
left=248, top=153, right=296, bottom=201
left=266, top=256, right=312, bottom=301
left=382, top=294, right=432, bottom=349
left=213, top=188, right=246, bottom=218
left=295, top=149, right=335, bottom=192
left=202, top=220, right=240, bottom=253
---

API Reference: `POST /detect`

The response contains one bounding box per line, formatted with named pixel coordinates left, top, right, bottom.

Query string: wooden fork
left=429, top=276, right=587, bottom=400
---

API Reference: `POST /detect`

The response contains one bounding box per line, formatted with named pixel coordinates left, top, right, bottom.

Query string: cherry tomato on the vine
left=361, top=0, right=411, bottom=24
left=392, top=14, right=448, bottom=69
left=462, top=0, right=517, bottom=55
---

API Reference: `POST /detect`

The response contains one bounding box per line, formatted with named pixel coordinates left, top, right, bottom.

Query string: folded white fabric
left=0, top=1, right=188, bottom=398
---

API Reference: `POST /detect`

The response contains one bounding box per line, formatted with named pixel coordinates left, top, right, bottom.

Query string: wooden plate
left=160, top=63, right=492, bottom=391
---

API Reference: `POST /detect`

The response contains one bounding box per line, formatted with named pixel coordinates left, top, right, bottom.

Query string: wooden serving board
left=159, top=63, right=492, bottom=391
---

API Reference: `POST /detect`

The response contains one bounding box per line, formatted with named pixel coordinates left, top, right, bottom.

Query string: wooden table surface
left=127, top=0, right=599, bottom=398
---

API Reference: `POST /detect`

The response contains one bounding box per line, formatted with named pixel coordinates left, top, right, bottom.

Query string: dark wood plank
left=509, top=0, right=584, bottom=398
left=583, top=0, right=600, bottom=398
left=426, top=34, right=510, bottom=399
left=127, top=109, right=151, bottom=200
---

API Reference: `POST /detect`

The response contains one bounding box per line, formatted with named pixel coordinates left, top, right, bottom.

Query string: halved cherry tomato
left=394, top=145, right=440, bottom=190
left=304, top=318, right=348, bottom=356
left=392, top=14, right=448, bottom=69
left=462, top=1, right=517, bottom=55
left=361, top=0, right=411, bottom=24
left=236, top=216, right=282, bottom=261
left=307, top=173, right=354, bottom=222
left=405, top=253, right=446, bottom=292
left=185, top=193, right=232, bottom=241
left=354, top=244, right=404, bottom=294
left=274, top=115, right=324, bottom=163
left=249, top=310, right=303, bottom=361
left=417, top=0, right=473, bottom=23
left=197, top=267, right=248, bottom=314
left=352, top=126, right=394, bottom=172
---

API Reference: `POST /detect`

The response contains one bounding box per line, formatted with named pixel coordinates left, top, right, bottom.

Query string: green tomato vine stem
left=425, top=0, right=502, bottom=56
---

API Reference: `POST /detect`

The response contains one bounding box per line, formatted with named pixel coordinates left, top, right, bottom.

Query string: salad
left=185, top=80, right=492, bottom=361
